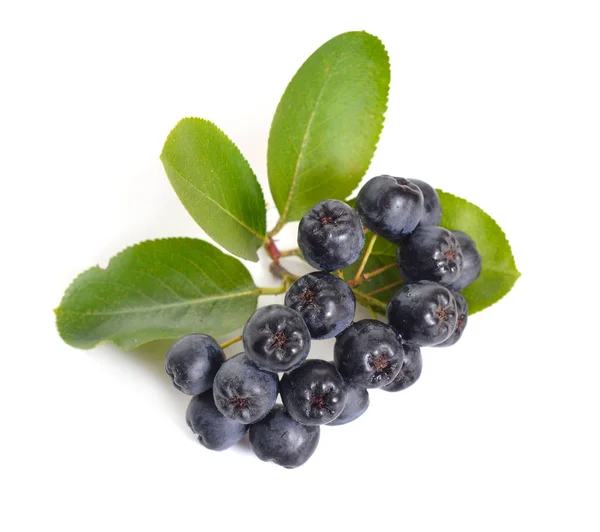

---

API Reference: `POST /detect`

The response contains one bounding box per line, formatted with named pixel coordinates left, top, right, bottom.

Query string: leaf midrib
left=275, top=52, right=344, bottom=228
left=58, top=287, right=261, bottom=318
left=162, top=159, right=266, bottom=243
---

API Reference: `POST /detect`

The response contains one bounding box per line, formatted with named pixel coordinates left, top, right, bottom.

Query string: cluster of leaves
left=55, top=31, right=519, bottom=351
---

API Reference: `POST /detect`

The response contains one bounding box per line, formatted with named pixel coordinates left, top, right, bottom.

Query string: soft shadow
left=232, top=432, right=255, bottom=457
left=119, top=339, right=191, bottom=432
left=127, top=339, right=175, bottom=382
left=123, top=340, right=258, bottom=456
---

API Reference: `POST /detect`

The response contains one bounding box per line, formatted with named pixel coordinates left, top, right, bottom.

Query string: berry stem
left=346, top=262, right=397, bottom=287
left=220, top=335, right=242, bottom=349
left=366, top=279, right=404, bottom=296
left=365, top=304, right=378, bottom=320
left=352, top=234, right=378, bottom=283
left=352, top=289, right=387, bottom=311
left=279, top=247, right=301, bottom=258
left=337, top=269, right=345, bottom=280
left=364, top=262, right=397, bottom=280
left=259, top=283, right=291, bottom=296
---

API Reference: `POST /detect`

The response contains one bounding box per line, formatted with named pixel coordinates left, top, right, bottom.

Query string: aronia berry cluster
left=165, top=175, right=482, bottom=468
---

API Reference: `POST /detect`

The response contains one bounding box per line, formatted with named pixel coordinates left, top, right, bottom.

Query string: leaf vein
left=276, top=52, right=344, bottom=229
left=163, top=160, right=266, bottom=243
left=61, top=288, right=261, bottom=319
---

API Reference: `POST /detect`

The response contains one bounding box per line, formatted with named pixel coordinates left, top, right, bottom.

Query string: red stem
left=266, top=238, right=281, bottom=262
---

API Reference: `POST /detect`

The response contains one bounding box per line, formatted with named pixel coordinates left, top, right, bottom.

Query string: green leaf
left=437, top=190, right=520, bottom=314
left=161, top=118, right=267, bottom=261
left=56, top=238, right=260, bottom=349
left=343, top=193, right=520, bottom=315
left=268, top=31, right=390, bottom=232
left=343, top=235, right=402, bottom=314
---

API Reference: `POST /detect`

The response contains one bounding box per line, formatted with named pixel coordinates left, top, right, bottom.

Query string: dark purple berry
left=280, top=360, right=347, bottom=426
left=212, top=354, right=278, bottom=424
left=285, top=272, right=355, bottom=339
left=356, top=175, right=424, bottom=240
left=397, top=226, right=464, bottom=285
left=408, top=178, right=442, bottom=226
left=382, top=345, right=423, bottom=392
left=249, top=405, right=320, bottom=469
left=298, top=199, right=364, bottom=271
left=165, top=334, right=225, bottom=395
left=334, top=320, right=404, bottom=389
left=243, top=304, right=310, bottom=372
left=387, top=281, right=458, bottom=346
left=327, top=384, right=369, bottom=426
left=185, top=390, right=247, bottom=451
left=448, top=231, right=482, bottom=291
left=435, top=292, right=468, bottom=347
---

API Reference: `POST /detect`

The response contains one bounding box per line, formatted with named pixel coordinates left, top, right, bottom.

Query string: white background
left=1, top=1, right=599, bottom=530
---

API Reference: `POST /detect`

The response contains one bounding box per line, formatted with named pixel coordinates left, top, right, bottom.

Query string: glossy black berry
left=334, top=320, right=404, bottom=389
left=212, top=354, right=278, bottom=424
left=356, top=175, right=424, bottom=240
left=297, top=199, right=364, bottom=271
left=448, top=231, right=482, bottom=291
left=185, top=390, right=248, bottom=451
left=284, top=272, right=355, bottom=339
left=327, top=384, right=369, bottom=426
left=397, top=226, right=464, bottom=285
left=436, top=292, right=468, bottom=347
left=165, top=334, right=225, bottom=395
left=387, top=281, right=458, bottom=346
left=382, top=345, right=423, bottom=392
left=249, top=405, right=320, bottom=469
left=243, top=304, right=311, bottom=372
left=408, top=178, right=442, bottom=226
left=280, top=360, right=347, bottom=425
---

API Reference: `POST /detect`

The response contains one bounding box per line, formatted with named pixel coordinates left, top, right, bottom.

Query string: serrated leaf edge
left=437, top=189, right=521, bottom=313
left=269, top=31, right=390, bottom=234
left=54, top=237, right=260, bottom=349
left=160, top=118, right=268, bottom=259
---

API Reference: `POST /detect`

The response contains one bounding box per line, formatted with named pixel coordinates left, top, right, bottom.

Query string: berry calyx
left=280, top=359, right=347, bottom=425
left=243, top=304, right=311, bottom=372
left=397, top=226, right=464, bottom=285
left=334, top=319, right=404, bottom=388
left=387, top=281, right=458, bottom=346
left=297, top=199, right=364, bottom=271
left=212, top=354, right=278, bottom=424
left=285, top=271, right=356, bottom=339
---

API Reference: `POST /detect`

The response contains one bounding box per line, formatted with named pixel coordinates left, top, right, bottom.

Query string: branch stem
left=268, top=218, right=287, bottom=238
left=367, top=279, right=404, bottom=297
left=258, top=283, right=289, bottom=296
left=279, top=248, right=301, bottom=258
left=347, top=262, right=397, bottom=287
left=353, top=289, right=388, bottom=311
left=220, top=335, right=242, bottom=350
left=265, top=238, right=281, bottom=262
left=352, top=234, right=378, bottom=283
